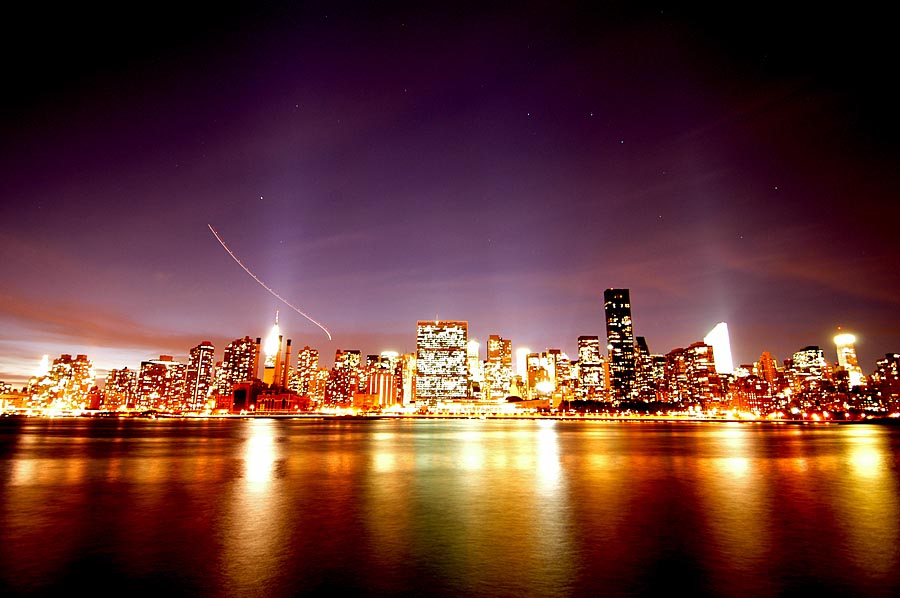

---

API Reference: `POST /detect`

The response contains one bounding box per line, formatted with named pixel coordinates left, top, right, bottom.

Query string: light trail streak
left=208, top=224, right=333, bottom=340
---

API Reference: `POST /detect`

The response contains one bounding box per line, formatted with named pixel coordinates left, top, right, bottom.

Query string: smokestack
left=254, top=338, right=262, bottom=381
left=282, top=339, right=292, bottom=391
left=273, top=335, right=284, bottom=387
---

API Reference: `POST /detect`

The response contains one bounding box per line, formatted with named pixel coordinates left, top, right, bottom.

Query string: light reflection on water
left=1, top=419, right=899, bottom=596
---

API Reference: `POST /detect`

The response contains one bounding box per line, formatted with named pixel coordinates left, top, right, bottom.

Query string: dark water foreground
left=1, top=418, right=898, bottom=597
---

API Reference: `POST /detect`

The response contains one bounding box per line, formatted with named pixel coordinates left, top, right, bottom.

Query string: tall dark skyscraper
left=604, top=288, right=636, bottom=399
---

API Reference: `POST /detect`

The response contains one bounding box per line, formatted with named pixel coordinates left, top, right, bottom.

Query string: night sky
left=2, top=2, right=898, bottom=384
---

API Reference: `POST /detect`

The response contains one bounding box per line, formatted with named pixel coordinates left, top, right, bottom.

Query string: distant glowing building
left=138, top=355, right=186, bottom=411
left=484, top=334, right=513, bottom=401
left=104, top=367, right=138, bottom=410
left=263, top=312, right=284, bottom=386
left=755, top=351, right=778, bottom=386
left=604, top=288, right=636, bottom=399
left=185, top=341, right=215, bottom=411
left=327, top=349, right=361, bottom=405
left=515, top=347, right=530, bottom=379
left=416, top=320, right=468, bottom=403
left=790, top=346, right=828, bottom=394
left=685, top=342, right=720, bottom=406
left=577, top=336, right=606, bottom=399
left=634, top=336, right=656, bottom=399
left=833, top=330, right=864, bottom=387
left=703, top=322, right=734, bottom=375
left=293, top=346, right=319, bottom=396
left=218, top=336, right=260, bottom=394
left=31, top=354, right=96, bottom=410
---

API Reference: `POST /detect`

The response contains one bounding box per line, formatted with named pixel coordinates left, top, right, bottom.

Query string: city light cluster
left=2, top=289, right=899, bottom=419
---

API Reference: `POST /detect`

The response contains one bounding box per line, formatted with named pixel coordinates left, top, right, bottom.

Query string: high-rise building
left=185, top=341, right=215, bottom=411
left=293, top=346, right=319, bottom=395
left=663, top=347, right=689, bottom=402
left=577, top=336, right=606, bottom=400
left=703, top=322, right=734, bottom=375
left=789, top=346, right=830, bottom=397
left=327, top=350, right=362, bottom=405
left=634, top=336, right=655, bottom=399
left=685, top=342, right=720, bottom=406
left=604, top=288, right=636, bottom=399
left=219, top=336, right=260, bottom=394
left=366, top=370, right=399, bottom=406
left=873, top=354, right=900, bottom=409
left=755, top=351, right=778, bottom=386
left=30, top=354, right=96, bottom=410
left=834, top=330, right=864, bottom=387
left=138, top=355, right=186, bottom=411
left=263, top=313, right=283, bottom=386
left=415, top=320, right=468, bottom=403
left=104, top=367, right=138, bottom=410
left=485, top=334, right=513, bottom=401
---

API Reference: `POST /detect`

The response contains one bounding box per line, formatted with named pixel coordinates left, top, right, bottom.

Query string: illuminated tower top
left=834, top=328, right=864, bottom=387
left=703, top=322, right=734, bottom=375
left=264, top=311, right=281, bottom=368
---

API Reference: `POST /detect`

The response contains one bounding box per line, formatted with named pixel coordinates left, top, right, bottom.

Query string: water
left=1, top=418, right=898, bottom=597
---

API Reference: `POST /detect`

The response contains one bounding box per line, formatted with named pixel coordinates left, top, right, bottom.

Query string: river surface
left=1, top=418, right=898, bottom=597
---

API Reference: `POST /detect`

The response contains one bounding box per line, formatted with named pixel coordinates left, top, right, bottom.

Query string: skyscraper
left=185, top=341, right=215, bottom=411
left=834, top=330, right=864, bottom=387
left=263, top=312, right=283, bottom=386
left=485, top=334, right=513, bottom=401
left=219, top=336, right=260, bottom=394
left=577, top=335, right=606, bottom=399
left=415, top=320, right=468, bottom=403
left=104, top=367, right=137, bottom=410
left=604, top=288, right=635, bottom=399
left=138, top=355, right=186, bottom=411
left=703, top=322, right=734, bottom=375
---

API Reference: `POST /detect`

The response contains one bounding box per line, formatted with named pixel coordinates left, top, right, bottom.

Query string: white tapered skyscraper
left=703, top=322, right=734, bottom=375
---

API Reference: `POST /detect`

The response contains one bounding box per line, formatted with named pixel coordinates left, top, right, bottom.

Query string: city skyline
left=3, top=4, right=899, bottom=385
left=5, top=305, right=889, bottom=392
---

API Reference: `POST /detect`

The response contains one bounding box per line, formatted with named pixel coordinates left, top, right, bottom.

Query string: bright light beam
left=208, top=224, right=333, bottom=340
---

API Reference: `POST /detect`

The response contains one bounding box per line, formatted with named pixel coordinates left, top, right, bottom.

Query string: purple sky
left=2, top=3, right=899, bottom=384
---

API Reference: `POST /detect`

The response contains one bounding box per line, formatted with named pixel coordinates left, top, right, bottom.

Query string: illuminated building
left=634, top=336, right=656, bottom=399
left=263, top=312, right=283, bottom=386
left=311, top=367, right=329, bottom=403
left=755, top=351, right=778, bottom=386
left=366, top=370, right=399, bottom=406
left=577, top=336, right=606, bottom=399
left=703, top=322, right=734, bottom=375
left=729, top=375, right=772, bottom=413
left=185, top=341, right=215, bottom=411
left=293, top=346, right=319, bottom=395
left=138, top=355, right=186, bottom=411
left=833, top=330, right=864, bottom=387
left=467, top=340, right=483, bottom=382
left=663, top=348, right=689, bottom=402
left=399, top=352, right=416, bottom=405
left=415, top=320, right=468, bottom=403
left=578, top=336, right=602, bottom=364
left=872, top=354, right=900, bottom=409
left=604, top=288, right=636, bottom=399
left=789, top=346, right=828, bottom=394
left=515, top=347, right=530, bottom=380
left=685, top=342, right=720, bottom=407
left=326, top=349, right=361, bottom=405
left=104, top=367, right=138, bottom=410
left=219, top=336, right=260, bottom=394
left=31, top=354, right=96, bottom=410
left=525, top=352, right=549, bottom=397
